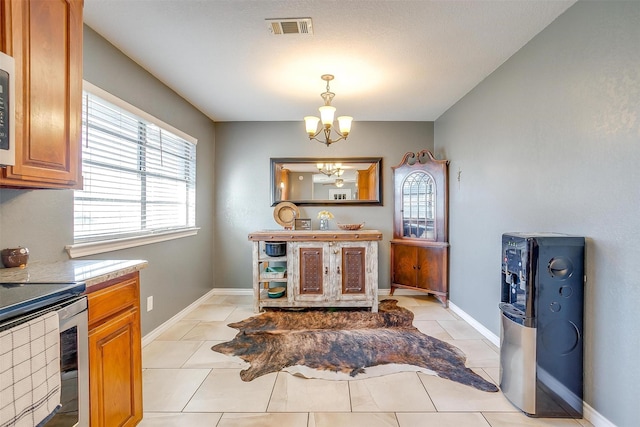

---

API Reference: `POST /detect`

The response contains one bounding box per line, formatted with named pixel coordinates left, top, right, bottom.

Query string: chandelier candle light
left=304, top=74, right=353, bottom=147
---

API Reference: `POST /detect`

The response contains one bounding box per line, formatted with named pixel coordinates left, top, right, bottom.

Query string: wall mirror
left=271, top=157, right=382, bottom=206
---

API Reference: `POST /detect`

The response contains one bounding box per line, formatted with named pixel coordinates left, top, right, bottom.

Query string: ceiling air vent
left=266, top=18, right=313, bottom=35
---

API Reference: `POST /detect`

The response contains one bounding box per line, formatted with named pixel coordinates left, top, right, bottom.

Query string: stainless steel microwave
left=0, top=51, right=15, bottom=167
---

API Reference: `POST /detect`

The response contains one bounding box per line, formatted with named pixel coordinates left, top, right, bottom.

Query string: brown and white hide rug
left=211, top=299, right=498, bottom=392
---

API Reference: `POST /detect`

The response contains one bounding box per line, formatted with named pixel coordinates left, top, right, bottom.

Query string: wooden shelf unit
left=249, top=230, right=382, bottom=312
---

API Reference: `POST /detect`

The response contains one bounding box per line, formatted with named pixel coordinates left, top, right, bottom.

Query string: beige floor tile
left=483, top=339, right=499, bottom=353
left=443, top=339, right=500, bottom=368
left=142, top=340, right=203, bottom=368
left=183, top=303, right=236, bottom=321
left=220, top=295, right=254, bottom=306
left=153, top=319, right=200, bottom=341
left=438, top=320, right=486, bottom=339
left=142, top=368, right=210, bottom=412
left=408, top=305, right=457, bottom=321
left=482, top=412, right=586, bottom=426
left=181, top=320, right=239, bottom=341
left=309, top=412, right=399, bottom=427
left=350, top=372, right=436, bottom=412
left=418, top=370, right=516, bottom=412
left=225, top=305, right=260, bottom=323
left=201, top=294, right=229, bottom=305
left=396, top=412, right=491, bottom=427
left=183, top=369, right=277, bottom=412
left=483, top=367, right=500, bottom=385
left=139, top=412, right=222, bottom=426
left=383, top=295, right=436, bottom=307
left=268, top=373, right=351, bottom=412
left=182, top=340, right=248, bottom=369
left=218, top=412, right=308, bottom=427
left=413, top=320, right=454, bottom=340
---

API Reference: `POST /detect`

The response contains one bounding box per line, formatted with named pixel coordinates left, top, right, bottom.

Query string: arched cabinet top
left=392, top=150, right=449, bottom=242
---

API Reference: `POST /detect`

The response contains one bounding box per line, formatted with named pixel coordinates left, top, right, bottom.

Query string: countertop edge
left=0, top=259, right=148, bottom=287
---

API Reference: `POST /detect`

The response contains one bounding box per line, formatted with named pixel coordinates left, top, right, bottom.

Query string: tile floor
left=139, top=294, right=593, bottom=427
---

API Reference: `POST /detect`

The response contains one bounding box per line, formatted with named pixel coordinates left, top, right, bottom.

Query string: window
left=70, top=82, right=197, bottom=256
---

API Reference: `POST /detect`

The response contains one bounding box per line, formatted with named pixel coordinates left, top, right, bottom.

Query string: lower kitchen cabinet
left=87, top=272, right=142, bottom=427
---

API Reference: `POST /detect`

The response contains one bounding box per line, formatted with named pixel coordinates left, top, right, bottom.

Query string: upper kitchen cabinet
left=0, top=0, right=83, bottom=189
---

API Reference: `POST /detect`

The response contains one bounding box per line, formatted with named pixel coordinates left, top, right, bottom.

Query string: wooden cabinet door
left=0, top=0, right=82, bottom=189
left=88, top=308, right=142, bottom=427
left=391, top=243, right=417, bottom=287
left=340, top=245, right=366, bottom=295
left=87, top=273, right=142, bottom=427
left=418, top=246, right=448, bottom=294
left=293, top=243, right=330, bottom=302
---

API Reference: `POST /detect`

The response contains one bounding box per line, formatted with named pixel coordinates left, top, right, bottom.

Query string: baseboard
left=448, top=301, right=500, bottom=348
left=208, top=288, right=253, bottom=296
left=583, top=403, right=617, bottom=427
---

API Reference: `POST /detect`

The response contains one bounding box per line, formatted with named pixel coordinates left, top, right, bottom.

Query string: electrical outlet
left=147, top=295, right=154, bottom=312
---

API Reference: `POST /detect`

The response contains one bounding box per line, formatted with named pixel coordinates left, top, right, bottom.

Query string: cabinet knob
left=337, top=266, right=341, bottom=274
left=413, top=265, right=417, bottom=270
left=325, top=267, right=328, bottom=275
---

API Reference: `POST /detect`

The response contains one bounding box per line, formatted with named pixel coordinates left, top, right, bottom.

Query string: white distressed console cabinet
left=248, top=230, right=383, bottom=312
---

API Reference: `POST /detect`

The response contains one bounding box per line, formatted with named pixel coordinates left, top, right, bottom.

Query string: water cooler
left=499, top=233, right=585, bottom=418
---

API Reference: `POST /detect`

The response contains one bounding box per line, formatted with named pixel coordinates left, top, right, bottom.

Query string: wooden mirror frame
left=270, top=157, right=383, bottom=206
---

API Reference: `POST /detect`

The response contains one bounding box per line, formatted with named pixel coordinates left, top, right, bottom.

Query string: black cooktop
left=0, top=282, right=86, bottom=323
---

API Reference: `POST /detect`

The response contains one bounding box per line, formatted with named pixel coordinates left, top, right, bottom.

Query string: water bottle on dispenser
left=499, top=232, right=585, bottom=418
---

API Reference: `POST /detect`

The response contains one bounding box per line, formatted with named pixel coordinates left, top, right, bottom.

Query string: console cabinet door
left=291, top=242, right=330, bottom=302
left=340, top=245, right=366, bottom=295
left=0, top=0, right=83, bottom=189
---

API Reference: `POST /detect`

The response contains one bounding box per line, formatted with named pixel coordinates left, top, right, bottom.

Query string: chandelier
left=317, top=162, right=343, bottom=177
left=304, top=74, right=353, bottom=147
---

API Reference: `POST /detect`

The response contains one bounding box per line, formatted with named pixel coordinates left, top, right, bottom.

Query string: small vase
left=319, top=218, right=329, bottom=230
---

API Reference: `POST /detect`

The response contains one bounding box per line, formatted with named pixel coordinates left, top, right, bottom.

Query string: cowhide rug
left=211, top=299, right=498, bottom=392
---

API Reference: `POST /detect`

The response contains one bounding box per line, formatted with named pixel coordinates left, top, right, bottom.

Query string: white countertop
left=0, top=259, right=148, bottom=290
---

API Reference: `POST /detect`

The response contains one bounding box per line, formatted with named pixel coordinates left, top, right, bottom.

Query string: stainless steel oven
left=46, top=296, right=89, bottom=427
left=0, top=282, right=88, bottom=427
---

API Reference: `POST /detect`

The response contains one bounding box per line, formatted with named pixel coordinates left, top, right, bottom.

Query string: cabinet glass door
left=401, top=171, right=435, bottom=240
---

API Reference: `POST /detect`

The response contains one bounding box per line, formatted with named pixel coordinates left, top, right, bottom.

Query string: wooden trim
left=249, top=230, right=383, bottom=242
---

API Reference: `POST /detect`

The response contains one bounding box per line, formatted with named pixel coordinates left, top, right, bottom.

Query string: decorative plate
left=273, top=202, right=300, bottom=228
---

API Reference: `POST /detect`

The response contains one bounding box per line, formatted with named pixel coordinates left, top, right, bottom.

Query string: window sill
left=65, top=228, right=200, bottom=258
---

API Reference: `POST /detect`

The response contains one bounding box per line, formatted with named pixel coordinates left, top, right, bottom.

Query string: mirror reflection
left=271, top=157, right=382, bottom=206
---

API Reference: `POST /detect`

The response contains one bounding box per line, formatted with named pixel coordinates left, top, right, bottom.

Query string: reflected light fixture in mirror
left=304, top=74, right=353, bottom=147
left=335, top=179, right=344, bottom=188
left=317, top=162, right=343, bottom=177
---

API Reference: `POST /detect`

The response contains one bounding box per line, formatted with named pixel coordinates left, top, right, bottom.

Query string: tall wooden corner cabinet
left=0, top=0, right=83, bottom=189
left=390, top=150, right=450, bottom=306
left=87, top=272, right=143, bottom=427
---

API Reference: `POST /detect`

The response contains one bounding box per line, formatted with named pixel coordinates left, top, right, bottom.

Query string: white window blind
left=74, top=84, right=197, bottom=244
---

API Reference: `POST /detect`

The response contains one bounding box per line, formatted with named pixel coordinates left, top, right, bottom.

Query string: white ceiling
left=83, top=0, right=575, bottom=122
